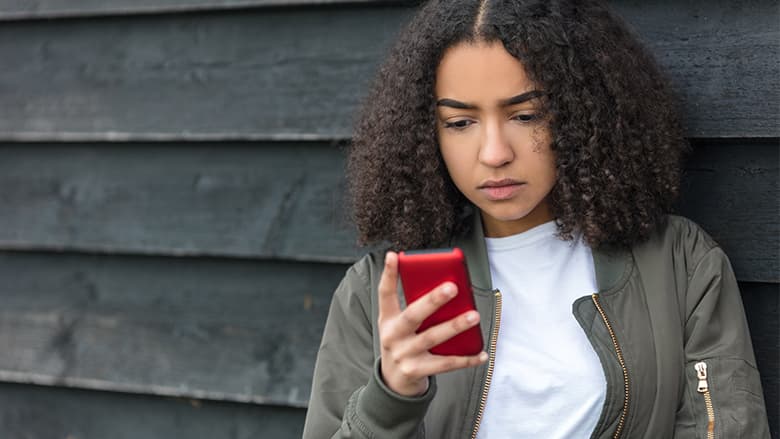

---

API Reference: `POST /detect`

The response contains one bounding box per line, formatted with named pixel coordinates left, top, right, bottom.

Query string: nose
left=478, top=120, right=514, bottom=167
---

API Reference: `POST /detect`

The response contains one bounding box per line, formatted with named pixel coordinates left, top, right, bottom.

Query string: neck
left=480, top=203, right=554, bottom=238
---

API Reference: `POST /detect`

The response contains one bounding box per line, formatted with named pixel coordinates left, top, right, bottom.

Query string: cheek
left=539, top=151, right=558, bottom=189
left=512, top=122, right=551, bottom=153
left=439, top=142, right=475, bottom=188
left=439, top=148, right=463, bottom=186
left=527, top=128, right=556, bottom=179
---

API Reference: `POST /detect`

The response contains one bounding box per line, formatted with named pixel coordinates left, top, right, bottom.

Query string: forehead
left=435, top=41, right=535, bottom=100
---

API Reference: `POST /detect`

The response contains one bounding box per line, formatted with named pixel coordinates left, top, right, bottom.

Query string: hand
left=377, top=251, right=488, bottom=397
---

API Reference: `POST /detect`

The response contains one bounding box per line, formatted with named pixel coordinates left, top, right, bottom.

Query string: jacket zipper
left=591, top=294, right=630, bottom=439
left=695, top=361, right=715, bottom=439
left=470, top=289, right=502, bottom=439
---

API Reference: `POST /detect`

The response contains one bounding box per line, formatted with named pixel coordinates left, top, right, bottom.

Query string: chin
left=483, top=206, right=535, bottom=222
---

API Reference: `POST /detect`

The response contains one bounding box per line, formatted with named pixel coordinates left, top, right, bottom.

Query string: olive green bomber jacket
left=303, top=215, right=770, bottom=438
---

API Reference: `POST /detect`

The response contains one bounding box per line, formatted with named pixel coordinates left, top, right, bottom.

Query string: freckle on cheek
left=531, top=127, right=551, bottom=152
left=532, top=136, right=544, bottom=152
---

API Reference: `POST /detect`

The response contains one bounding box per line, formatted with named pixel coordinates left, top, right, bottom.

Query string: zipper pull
left=695, top=362, right=709, bottom=393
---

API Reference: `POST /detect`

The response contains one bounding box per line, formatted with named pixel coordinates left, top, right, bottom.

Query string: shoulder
left=332, top=248, right=389, bottom=308
left=345, top=248, right=388, bottom=289
left=662, top=215, right=718, bottom=251
left=633, top=215, right=724, bottom=279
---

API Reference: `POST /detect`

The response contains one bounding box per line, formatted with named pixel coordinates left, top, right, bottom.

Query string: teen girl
left=303, top=0, right=770, bottom=437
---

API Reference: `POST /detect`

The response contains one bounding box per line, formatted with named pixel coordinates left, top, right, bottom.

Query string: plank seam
left=0, top=132, right=352, bottom=143
left=0, top=243, right=363, bottom=265
left=0, top=0, right=408, bottom=22
left=0, top=370, right=308, bottom=408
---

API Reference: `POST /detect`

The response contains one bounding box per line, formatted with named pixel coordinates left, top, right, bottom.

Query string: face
left=435, top=41, right=557, bottom=238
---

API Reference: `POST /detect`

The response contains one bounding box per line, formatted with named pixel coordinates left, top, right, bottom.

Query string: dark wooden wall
left=0, top=1, right=777, bottom=437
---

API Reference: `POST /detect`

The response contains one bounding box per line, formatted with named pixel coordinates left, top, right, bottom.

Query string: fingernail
left=442, top=283, right=456, bottom=297
left=465, top=311, right=479, bottom=323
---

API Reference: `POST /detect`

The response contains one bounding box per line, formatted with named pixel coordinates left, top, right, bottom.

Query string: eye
left=512, top=113, right=538, bottom=123
left=443, top=119, right=475, bottom=130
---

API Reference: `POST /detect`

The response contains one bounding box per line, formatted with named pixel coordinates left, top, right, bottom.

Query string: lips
left=478, top=179, right=526, bottom=201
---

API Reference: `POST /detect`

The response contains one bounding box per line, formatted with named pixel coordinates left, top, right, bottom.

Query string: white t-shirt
left=476, top=221, right=606, bottom=439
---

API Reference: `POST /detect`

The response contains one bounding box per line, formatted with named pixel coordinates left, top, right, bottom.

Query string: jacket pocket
left=694, top=361, right=716, bottom=439
left=686, top=358, right=770, bottom=439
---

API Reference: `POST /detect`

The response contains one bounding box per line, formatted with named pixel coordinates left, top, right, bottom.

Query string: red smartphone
left=397, top=247, right=483, bottom=356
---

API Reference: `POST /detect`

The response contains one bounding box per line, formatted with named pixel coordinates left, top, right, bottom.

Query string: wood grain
left=0, top=251, right=345, bottom=407
left=0, top=382, right=306, bottom=439
left=0, top=0, right=776, bottom=141
left=0, top=6, right=409, bottom=142
left=0, top=140, right=775, bottom=281
left=0, top=142, right=361, bottom=263
left=678, top=139, right=780, bottom=283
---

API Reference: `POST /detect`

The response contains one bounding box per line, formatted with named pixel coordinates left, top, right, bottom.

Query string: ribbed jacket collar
left=451, top=212, right=631, bottom=293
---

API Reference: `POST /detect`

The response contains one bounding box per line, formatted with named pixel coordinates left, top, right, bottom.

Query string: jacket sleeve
left=302, top=257, right=435, bottom=439
left=674, top=246, right=770, bottom=438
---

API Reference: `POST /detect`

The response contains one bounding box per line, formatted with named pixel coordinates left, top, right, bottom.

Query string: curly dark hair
left=348, top=0, right=688, bottom=250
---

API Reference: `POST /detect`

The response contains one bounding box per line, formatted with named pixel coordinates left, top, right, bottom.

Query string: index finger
left=377, top=251, right=401, bottom=319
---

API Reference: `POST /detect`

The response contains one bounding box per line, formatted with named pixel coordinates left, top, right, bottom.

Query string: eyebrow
left=436, top=90, right=545, bottom=110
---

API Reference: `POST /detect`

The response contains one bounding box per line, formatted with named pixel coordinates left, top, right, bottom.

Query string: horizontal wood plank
left=611, top=0, right=780, bottom=137
left=0, top=0, right=776, bottom=141
left=0, top=251, right=345, bottom=407
left=678, top=139, right=779, bottom=282
left=0, top=142, right=362, bottom=263
left=0, top=6, right=410, bottom=142
left=0, top=382, right=306, bottom=439
left=0, top=252, right=775, bottom=416
left=0, top=139, right=776, bottom=281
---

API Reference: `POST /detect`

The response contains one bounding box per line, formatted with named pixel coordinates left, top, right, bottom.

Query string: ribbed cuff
left=354, top=357, right=436, bottom=433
